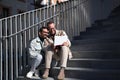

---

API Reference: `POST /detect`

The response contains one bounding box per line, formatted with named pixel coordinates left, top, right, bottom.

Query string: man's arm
left=29, top=39, right=42, bottom=57
left=62, top=31, right=71, bottom=47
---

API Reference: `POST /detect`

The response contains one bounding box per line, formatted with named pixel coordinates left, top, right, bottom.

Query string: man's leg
left=51, top=0, right=57, bottom=5
left=42, top=50, right=54, bottom=79
left=26, top=54, right=42, bottom=78
left=58, top=46, right=69, bottom=79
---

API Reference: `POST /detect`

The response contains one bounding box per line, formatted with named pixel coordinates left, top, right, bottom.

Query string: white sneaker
left=26, top=71, right=34, bottom=78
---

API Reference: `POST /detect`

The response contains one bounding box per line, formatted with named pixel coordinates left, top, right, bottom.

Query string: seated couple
left=26, top=21, right=72, bottom=80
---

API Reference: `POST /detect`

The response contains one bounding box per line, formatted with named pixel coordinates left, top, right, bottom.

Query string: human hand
left=62, top=41, right=69, bottom=46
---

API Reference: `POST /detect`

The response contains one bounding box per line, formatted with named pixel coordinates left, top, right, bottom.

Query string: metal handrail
left=0, top=0, right=89, bottom=40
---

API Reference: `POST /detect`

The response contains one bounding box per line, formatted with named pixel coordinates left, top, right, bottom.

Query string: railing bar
left=66, top=2, right=69, bottom=37
left=60, top=3, right=63, bottom=29
left=20, top=15, right=22, bottom=55
left=10, top=17, right=13, bottom=80
left=5, top=19, right=8, bottom=80
left=55, top=5, right=57, bottom=24
left=62, top=3, right=65, bottom=29
left=43, top=8, right=46, bottom=26
left=46, top=6, right=49, bottom=21
left=56, top=5, right=59, bottom=28
left=24, top=14, right=27, bottom=47
left=39, top=9, right=41, bottom=29
left=50, top=6, right=52, bottom=18
left=78, top=0, right=80, bottom=33
left=76, top=0, right=78, bottom=35
left=53, top=5, right=56, bottom=22
left=0, top=20, right=3, bottom=80
left=22, top=13, right=27, bottom=70
left=32, top=11, right=35, bottom=38
left=28, top=12, right=31, bottom=40
left=19, top=15, right=23, bottom=75
left=70, top=1, right=72, bottom=39
left=15, top=16, right=18, bottom=77
left=35, top=10, right=38, bottom=36
left=65, top=2, right=67, bottom=33
left=67, top=1, right=70, bottom=39
left=70, top=0, right=73, bottom=39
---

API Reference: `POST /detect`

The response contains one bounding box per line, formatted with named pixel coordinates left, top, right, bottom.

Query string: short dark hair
left=38, top=26, right=48, bottom=33
left=47, top=21, right=54, bottom=27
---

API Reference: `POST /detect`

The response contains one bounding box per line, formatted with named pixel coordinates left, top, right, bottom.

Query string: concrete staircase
left=51, top=6, right=120, bottom=80
left=17, top=6, right=120, bottom=80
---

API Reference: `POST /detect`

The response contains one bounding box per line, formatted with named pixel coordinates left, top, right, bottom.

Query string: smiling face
left=39, top=27, right=49, bottom=39
left=48, top=23, right=56, bottom=36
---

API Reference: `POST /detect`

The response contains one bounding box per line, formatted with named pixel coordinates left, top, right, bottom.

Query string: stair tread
left=70, top=58, right=120, bottom=61
left=65, top=78, right=82, bottom=80
left=18, top=76, right=54, bottom=80
left=53, top=67, right=120, bottom=72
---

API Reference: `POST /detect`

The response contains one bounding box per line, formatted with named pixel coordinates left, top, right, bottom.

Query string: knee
left=46, top=51, right=54, bottom=55
left=36, top=54, right=43, bottom=61
left=61, top=46, right=68, bottom=50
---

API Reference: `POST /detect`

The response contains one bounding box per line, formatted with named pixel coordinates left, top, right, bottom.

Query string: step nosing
left=53, top=67, right=120, bottom=72
left=71, top=50, right=117, bottom=52
left=70, top=58, right=120, bottom=61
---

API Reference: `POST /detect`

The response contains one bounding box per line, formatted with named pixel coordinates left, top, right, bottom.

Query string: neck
left=39, top=36, right=44, bottom=42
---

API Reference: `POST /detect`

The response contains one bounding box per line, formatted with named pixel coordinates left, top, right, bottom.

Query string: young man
left=42, top=21, right=72, bottom=80
left=26, top=27, right=49, bottom=78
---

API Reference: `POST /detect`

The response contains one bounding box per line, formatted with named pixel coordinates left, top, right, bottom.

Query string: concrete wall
left=89, top=0, right=120, bottom=24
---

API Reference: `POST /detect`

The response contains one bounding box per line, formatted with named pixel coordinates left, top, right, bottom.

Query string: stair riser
left=51, top=69, right=120, bottom=79
left=80, top=31, right=120, bottom=37
left=67, top=60, right=120, bottom=69
left=72, top=46, right=120, bottom=51
left=74, top=34, right=120, bottom=40
left=80, top=28, right=120, bottom=36
left=72, top=40, right=120, bottom=45
left=72, top=51, right=120, bottom=59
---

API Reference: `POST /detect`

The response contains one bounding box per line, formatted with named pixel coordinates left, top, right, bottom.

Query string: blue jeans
left=30, top=53, right=43, bottom=72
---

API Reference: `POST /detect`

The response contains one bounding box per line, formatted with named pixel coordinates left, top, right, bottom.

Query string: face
left=48, top=23, right=56, bottom=35
left=39, top=28, right=49, bottom=38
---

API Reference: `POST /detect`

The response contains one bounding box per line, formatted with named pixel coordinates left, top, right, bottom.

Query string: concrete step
left=80, top=30, right=120, bottom=37
left=94, top=16, right=120, bottom=25
left=67, top=58, right=120, bottom=69
left=72, top=38, right=120, bottom=45
left=110, top=6, right=120, bottom=17
left=88, top=23, right=120, bottom=30
left=17, top=76, right=54, bottom=80
left=71, top=43, right=120, bottom=51
left=74, top=29, right=120, bottom=40
left=64, top=78, right=81, bottom=80
left=80, top=26, right=120, bottom=35
left=75, top=33, right=120, bottom=40
left=71, top=51, right=120, bottom=59
left=17, top=75, right=80, bottom=80
left=51, top=67, right=120, bottom=80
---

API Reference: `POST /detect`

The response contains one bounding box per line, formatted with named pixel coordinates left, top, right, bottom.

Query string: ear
left=39, top=32, right=41, bottom=35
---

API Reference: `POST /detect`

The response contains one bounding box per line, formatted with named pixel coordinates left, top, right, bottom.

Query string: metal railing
left=0, top=0, right=91, bottom=80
